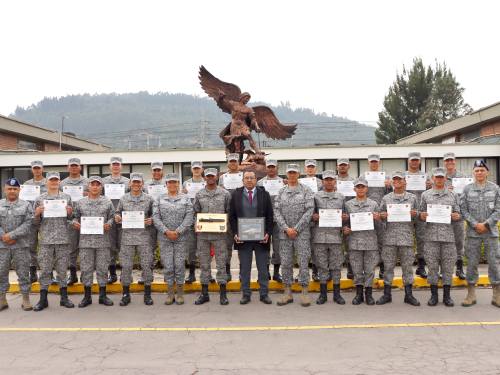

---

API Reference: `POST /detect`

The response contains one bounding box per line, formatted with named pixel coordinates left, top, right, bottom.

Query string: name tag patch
left=485, top=191, right=495, bottom=197
left=489, top=202, right=495, bottom=209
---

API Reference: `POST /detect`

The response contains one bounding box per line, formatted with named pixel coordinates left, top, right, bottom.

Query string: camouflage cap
left=31, top=160, right=43, bottom=168
left=110, top=156, right=123, bottom=164
left=266, top=159, right=278, bottom=167
left=368, top=154, right=380, bottom=162
left=130, top=173, right=143, bottom=182
left=322, top=170, right=337, bottom=179
left=353, top=177, right=368, bottom=187
left=432, top=167, right=447, bottom=177
left=165, top=173, right=179, bottom=182
left=305, top=159, right=317, bottom=167
left=443, top=152, right=455, bottom=160
left=68, top=158, right=81, bottom=166
left=392, top=171, right=405, bottom=179
left=151, top=162, right=163, bottom=169
left=46, top=171, right=60, bottom=180
left=286, top=164, right=300, bottom=173
left=204, top=168, right=218, bottom=177
left=88, top=175, right=102, bottom=184
left=337, top=158, right=349, bottom=165
left=227, top=153, right=239, bottom=162
left=408, top=152, right=421, bottom=160
left=191, top=161, right=203, bottom=168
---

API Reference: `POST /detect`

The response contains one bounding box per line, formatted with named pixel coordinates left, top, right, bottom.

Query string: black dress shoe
left=30, top=266, right=38, bottom=283
left=107, top=265, right=117, bottom=284
left=209, top=274, right=216, bottom=283
left=240, top=295, right=251, bottom=304
left=346, top=263, right=354, bottom=280
left=50, top=272, right=57, bottom=285
left=260, top=295, right=272, bottom=304
left=456, top=259, right=466, bottom=280
left=67, top=266, right=78, bottom=286
left=273, top=272, right=283, bottom=283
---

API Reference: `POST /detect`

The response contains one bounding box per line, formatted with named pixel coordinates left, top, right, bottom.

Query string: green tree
left=375, top=57, right=434, bottom=144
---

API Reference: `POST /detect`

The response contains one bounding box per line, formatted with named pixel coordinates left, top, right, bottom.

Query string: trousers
left=68, top=227, right=80, bottom=268
left=268, top=222, right=281, bottom=265
left=119, top=244, right=154, bottom=286
left=453, top=220, right=466, bottom=261
left=414, top=221, right=426, bottom=260
left=38, top=244, right=69, bottom=290
left=198, top=239, right=227, bottom=285
left=280, top=238, right=311, bottom=287
left=350, top=250, right=379, bottom=288
left=465, top=237, right=500, bottom=285
left=160, top=241, right=188, bottom=286
left=239, top=245, right=269, bottom=296
left=109, top=225, right=122, bottom=266
left=28, top=224, right=40, bottom=267
left=79, top=247, right=109, bottom=287
left=424, top=241, right=456, bottom=285
left=382, top=245, right=415, bottom=286
left=0, top=247, right=30, bottom=294
left=314, top=243, right=344, bottom=284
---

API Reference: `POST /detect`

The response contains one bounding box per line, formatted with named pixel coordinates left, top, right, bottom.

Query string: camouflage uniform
left=23, top=177, right=48, bottom=267
left=312, top=189, right=345, bottom=283
left=153, top=192, right=194, bottom=286
left=115, top=191, right=154, bottom=286
left=460, top=181, right=500, bottom=285
left=193, top=185, right=231, bottom=285
left=380, top=191, right=419, bottom=286
left=71, top=196, right=115, bottom=287
left=143, top=177, right=167, bottom=268
left=344, top=197, right=381, bottom=287
left=274, top=182, right=315, bottom=286
left=33, top=191, right=73, bottom=290
left=419, top=188, right=461, bottom=285
left=218, top=171, right=241, bottom=265
left=59, top=175, right=89, bottom=268
left=445, top=169, right=467, bottom=261
left=337, top=174, right=355, bottom=260
left=0, top=198, right=33, bottom=294
left=183, top=177, right=205, bottom=265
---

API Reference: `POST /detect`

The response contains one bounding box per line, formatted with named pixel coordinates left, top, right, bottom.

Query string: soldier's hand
left=144, top=218, right=153, bottom=226
left=73, top=222, right=81, bottom=230
left=259, top=234, right=269, bottom=244
left=83, top=192, right=90, bottom=197
left=8, top=239, right=16, bottom=245
left=344, top=227, right=352, bottom=235
left=372, top=212, right=380, bottom=221
left=421, top=212, right=428, bottom=220
left=282, top=179, right=289, bottom=185
left=425, top=181, right=433, bottom=189
left=234, top=234, right=244, bottom=244
left=221, top=186, right=226, bottom=189
left=380, top=211, right=388, bottom=219
left=2, top=233, right=11, bottom=243
left=285, top=228, right=297, bottom=239
left=115, top=216, right=122, bottom=223
left=475, top=223, right=488, bottom=234
left=385, top=180, right=392, bottom=189
left=103, top=223, right=111, bottom=231
left=447, top=186, right=454, bottom=190
left=35, top=206, right=45, bottom=216
left=313, top=213, right=320, bottom=221
left=451, top=212, right=460, bottom=221
left=181, top=189, right=188, bottom=194
left=342, top=214, right=349, bottom=221
left=66, top=206, right=73, bottom=215
left=194, top=224, right=198, bottom=233
left=410, top=209, right=418, bottom=217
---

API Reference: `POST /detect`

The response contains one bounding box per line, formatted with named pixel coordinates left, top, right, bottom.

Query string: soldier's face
left=204, top=174, right=218, bottom=186
left=323, top=177, right=336, bottom=192
left=31, top=166, right=44, bottom=178
left=392, top=177, right=405, bottom=189
left=431, top=175, right=446, bottom=188
left=368, top=160, right=381, bottom=171
left=408, top=159, right=421, bottom=169
left=129, top=180, right=144, bottom=192
left=286, top=171, right=299, bottom=183
left=88, top=181, right=103, bottom=195
left=266, top=165, right=278, bottom=178
left=305, top=165, right=317, bottom=176
left=337, top=164, right=350, bottom=174
left=151, top=168, right=163, bottom=180
left=191, top=167, right=203, bottom=178
left=228, top=160, right=239, bottom=171
left=67, top=164, right=81, bottom=174
left=47, top=177, right=60, bottom=189
left=354, top=184, right=369, bottom=197
left=110, top=163, right=123, bottom=174
left=473, top=167, right=489, bottom=182
left=3, top=186, right=20, bottom=201
left=443, top=158, right=457, bottom=170
left=167, top=180, right=179, bottom=193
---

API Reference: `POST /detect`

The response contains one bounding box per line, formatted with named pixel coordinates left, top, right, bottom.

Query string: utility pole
left=146, top=131, right=150, bottom=150
left=128, top=135, right=131, bottom=150
left=60, top=116, right=69, bottom=151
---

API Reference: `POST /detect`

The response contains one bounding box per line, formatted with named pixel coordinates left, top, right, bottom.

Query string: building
left=0, top=115, right=110, bottom=152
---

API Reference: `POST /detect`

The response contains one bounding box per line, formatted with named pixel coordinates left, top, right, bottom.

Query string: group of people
left=1, top=151, right=499, bottom=313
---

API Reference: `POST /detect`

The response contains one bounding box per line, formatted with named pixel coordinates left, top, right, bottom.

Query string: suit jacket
left=229, top=186, right=273, bottom=251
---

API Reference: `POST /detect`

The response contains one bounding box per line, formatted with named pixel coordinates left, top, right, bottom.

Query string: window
left=18, top=138, right=38, bottom=150
left=464, top=128, right=481, bottom=141
left=359, top=159, right=406, bottom=178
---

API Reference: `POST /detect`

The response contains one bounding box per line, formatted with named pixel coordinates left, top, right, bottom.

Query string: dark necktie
left=248, top=190, right=253, bottom=205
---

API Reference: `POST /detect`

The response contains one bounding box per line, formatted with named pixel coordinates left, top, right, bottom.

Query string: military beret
left=432, top=167, right=447, bottom=177
left=353, top=177, right=368, bottom=187
left=204, top=168, right=218, bottom=177
left=110, top=156, right=123, bottom=164
left=5, top=178, right=20, bottom=187
left=473, top=159, right=489, bottom=171
left=191, top=161, right=203, bottom=168
left=227, top=153, right=239, bottom=162
left=130, top=173, right=143, bottom=182
left=31, top=160, right=43, bottom=168
left=151, top=162, right=163, bottom=169
left=46, top=171, right=60, bottom=180
left=305, top=159, right=317, bottom=167
left=165, top=173, right=179, bottom=182
left=367, top=154, right=380, bottom=162
left=391, top=171, right=405, bottom=179
left=408, top=152, right=421, bottom=160
left=286, top=164, right=300, bottom=173
left=266, top=159, right=278, bottom=167
left=68, top=158, right=81, bottom=166
left=337, top=158, right=349, bottom=165
left=443, top=152, right=455, bottom=160
left=88, top=176, right=102, bottom=184
left=322, top=170, right=337, bottom=179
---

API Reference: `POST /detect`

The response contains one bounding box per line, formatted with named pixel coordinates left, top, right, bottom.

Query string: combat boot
left=0, top=293, right=8, bottom=311
left=461, top=283, right=476, bottom=307
left=185, top=264, right=196, bottom=284
left=376, top=285, right=392, bottom=305
left=273, top=264, right=283, bottom=283
left=267, top=264, right=271, bottom=281
left=491, top=284, right=500, bottom=308
left=333, top=283, right=345, bottom=305
left=346, top=262, right=354, bottom=280
left=79, top=286, right=92, bottom=308
left=378, top=262, right=385, bottom=279
left=34, top=289, right=49, bottom=312
left=209, top=273, right=216, bottom=283
left=120, top=286, right=131, bottom=306
left=404, top=285, right=420, bottom=306
left=312, top=264, right=320, bottom=282
left=326, top=269, right=333, bottom=282
left=226, top=263, right=232, bottom=282
left=352, top=285, right=364, bottom=305
left=99, top=286, right=113, bottom=306
left=60, top=287, right=74, bottom=308
left=144, top=285, right=154, bottom=305
left=277, top=284, right=293, bottom=306
left=428, top=285, right=439, bottom=306
left=415, top=258, right=427, bottom=278
left=176, top=284, right=184, bottom=305
left=365, top=287, right=375, bottom=305
left=29, top=266, right=38, bottom=283
left=220, top=284, right=229, bottom=305
left=443, top=285, right=454, bottom=307
left=67, top=266, right=78, bottom=286
left=456, top=259, right=466, bottom=280
left=195, top=284, right=210, bottom=305
left=21, top=293, right=33, bottom=311
left=50, top=271, right=57, bottom=285
left=301, top=285, right=310, bottom=307
left=165, top=285, right=175, bottom=305
left=316, top=283, right=327, bottom=305
left=107, top=265, right=117, bottom=284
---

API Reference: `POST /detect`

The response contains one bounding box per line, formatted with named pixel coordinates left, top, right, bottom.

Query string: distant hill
left=10, top=92, right=376, bottom=150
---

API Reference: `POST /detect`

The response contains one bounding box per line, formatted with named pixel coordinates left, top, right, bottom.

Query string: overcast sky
left=1, top=1, right=499, bottom=127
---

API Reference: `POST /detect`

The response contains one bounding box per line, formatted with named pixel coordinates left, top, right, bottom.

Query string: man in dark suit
left=229, top=169, right=274, bottom=304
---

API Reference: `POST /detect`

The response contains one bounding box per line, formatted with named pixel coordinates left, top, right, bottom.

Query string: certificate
left=364, top=172, right=386, bottom=188
left=452, top=178, right=473, bottom=194
left=43, top=200, right=68, bottom=218
left=405, top=174, right=427, bottom=191
left=336, top=181, right=355, bottom=197
left=19, top=185, right=41, bottom=201
left=350, top=212, right=374, bottom=231
left=196, top=213, right=227, bottom=233
left=63, top=186, right=84, bottom=201
left=262, top=180, right=283, bottom=196
left=185, top=182, right=206, bottom=198
left=318, top=209, right=342, bottom=228
left=223, top=173, right=243, bottom=190
left=426, top=204, right=452, bottom=224
left=80, top=217, right=104, bottom=235
left=122, top=211, right=145, bottom=229
left=146, top=185, right=167, bottom=199
left=299, top=177, right=318, bottom=193
left=238, top=217, right=265, bottom=241
left=104, top=184, right=125, bottom=200
left=387, top=204, right=411, bottom=222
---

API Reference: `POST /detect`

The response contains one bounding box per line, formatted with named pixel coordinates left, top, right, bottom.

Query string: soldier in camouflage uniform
left=256, top=159, right=284, bottom=283
left=377, top=171, right=420, bottom=306
left=114, top=173, right=154, bottom=306
left=218, top=153, right=243, bottom=281
left=180, top=161, right=215, bottom=284
left=101, top=156, right=131, bottom=284
left=59, top=158, right=89, bottom=286
left=443, top=152, right=467, bottom=279
left=0, top=178, right=34, bottom=312
left=406, top=152, right=433, bottom=278
left=33, top=171, right=75, bottom=311
left=419, top=167, right=461, bottom=307
left=71, top=176, right=115, bottom=308
left=23, top=160, right=49, bottom=284
left=153, top=173, right=194, bottom=305
left=274, top=164, right=315, bottom=307
left=460, top=160, right=500, bottom=308
left=336, top=158, right=356, bottom=279
left=311, top=171, right=347, bottom=305
left=344, top=177, right=382, bottom=306
left=193, top=168, right=231, bottom=305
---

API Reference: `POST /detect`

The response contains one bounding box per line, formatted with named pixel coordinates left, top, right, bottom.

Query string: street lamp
left=60, top=116, right=69, bottom=151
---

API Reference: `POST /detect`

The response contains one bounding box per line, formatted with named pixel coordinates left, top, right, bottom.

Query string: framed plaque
left=196, top=213, right=227, bottom=232
left=238, top=217, right=266, bottom=241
